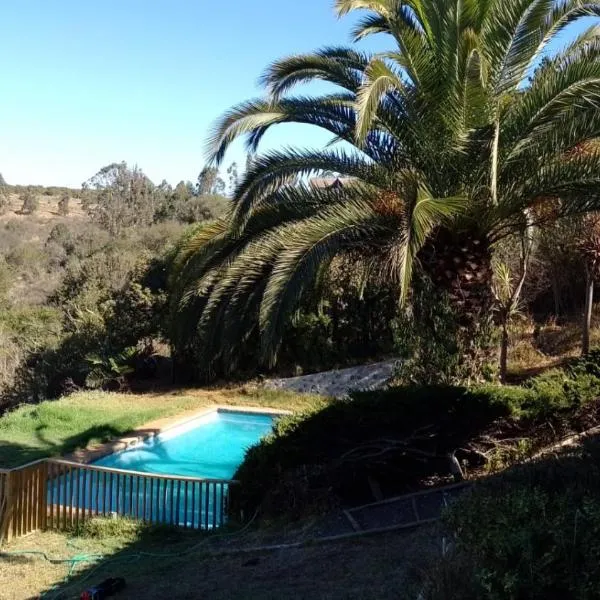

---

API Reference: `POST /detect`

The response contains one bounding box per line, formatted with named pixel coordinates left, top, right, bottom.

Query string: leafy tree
left=46, top=223, right=74, bottom=254
left=57, top=193, right=70, bottom=216
left=20, top=189, right=39, bottom=214
left=172, top=0, right=600, bottom=375
left=197, top=166, right=226, bottom=196
left=174, top=195, right=229, bottom=224
left=577, top=214, right=600, bottom=354
left=226, top=162, right=239, bottom=194
left=197, top=166, right=218, bottom=196
left=82, top=162, right=157, bottom=235
left=172, top=181, right=193, bottom=204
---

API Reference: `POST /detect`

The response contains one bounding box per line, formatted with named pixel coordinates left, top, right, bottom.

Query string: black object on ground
left=80, top=577, right=126, bottom=600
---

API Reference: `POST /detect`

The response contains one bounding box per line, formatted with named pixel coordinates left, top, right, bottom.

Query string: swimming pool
left=94, top=410, right=275, bottom=479
left=47, top=410, right=275, bottom=529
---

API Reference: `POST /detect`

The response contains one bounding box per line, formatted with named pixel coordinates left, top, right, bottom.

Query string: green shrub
left=430, top=441, right=600, bottom=599
left=393, top=275, right=497, bottom=385
left=232, top=349, right=600, bottom=522
left=232, top=385, right=522, bottom=520
left=521, top=355, right=600, bottom=419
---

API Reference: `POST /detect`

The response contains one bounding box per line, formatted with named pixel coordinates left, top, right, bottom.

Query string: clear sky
left=0, top=1, right=592, bottom=188
left=0, top=1, right=372, bottom=187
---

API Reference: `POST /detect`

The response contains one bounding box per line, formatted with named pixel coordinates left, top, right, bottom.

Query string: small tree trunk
left=499, top=320, right=509, bottom=384
left=551, top=272, right=561, bottom=318
left=583, top=267, right=594, bottom=355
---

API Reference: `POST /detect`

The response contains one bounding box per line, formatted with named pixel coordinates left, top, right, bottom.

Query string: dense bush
left=232, top=350, right=600, bottom=521
left=5, top=256, right=170, bottom=404
left=232, top=385, right=521, bottom=519
left=393, top=275, right=497, bottom=385
left=0, top=219, right=180, bottom=405
left=426, top=440, right=600, bottom=599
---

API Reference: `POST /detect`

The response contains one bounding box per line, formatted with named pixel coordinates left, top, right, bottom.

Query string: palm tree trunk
left=583, top=266, right=594, bottom=355
left=419, top=228, right=495, bottom=381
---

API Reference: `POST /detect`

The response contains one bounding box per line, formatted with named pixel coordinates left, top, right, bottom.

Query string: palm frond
left=230, top=148, right=380, bottom=228
left=356, top=58, right=405, bottom=144
left=176, top=0, right=600, bottom=375
left=259, top=198, right=396, bottom=364
left=260, top=47, right=371, bottom=98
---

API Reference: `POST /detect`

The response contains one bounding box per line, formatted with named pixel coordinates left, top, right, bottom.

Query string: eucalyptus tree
left=83, top=162, right=157, bottom=236
left=173, top=0, right=600, bottom=375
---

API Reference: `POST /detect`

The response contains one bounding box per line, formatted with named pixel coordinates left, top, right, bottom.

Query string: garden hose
left=3, top=510, right=431, bottom=599
left=1, top=511, right=259, bottom=600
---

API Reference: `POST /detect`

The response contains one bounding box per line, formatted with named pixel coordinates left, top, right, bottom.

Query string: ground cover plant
left=420, top=438, right=600, bottom=599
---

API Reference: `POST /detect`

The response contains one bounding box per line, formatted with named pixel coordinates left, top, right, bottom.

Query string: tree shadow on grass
left=38, top=519, right=439, bottom=600
left=37, top=525, right=236, bottom=600
left=0, top=424, right=126, bottom=468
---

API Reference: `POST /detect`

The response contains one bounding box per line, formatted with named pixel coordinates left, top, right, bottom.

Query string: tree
left=577, top=215, right=600, bottom=354
left=197, top=166, right=226, bottom=196
left=82, top=162, right=157, bottom=235
left=197, top=166, right=218, bottom=196
left=227, top=162, right=239, bottom=195
left=20, top=189, right=39, bottom=214
left=58, top=193, right=70, bottom=216
left=173, top=0, right=600, bottom=374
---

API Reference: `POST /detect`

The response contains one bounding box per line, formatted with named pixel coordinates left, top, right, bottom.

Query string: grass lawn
left=0, top=387, right=326, bottom=468
left=0, top=518, right=437, bottom=600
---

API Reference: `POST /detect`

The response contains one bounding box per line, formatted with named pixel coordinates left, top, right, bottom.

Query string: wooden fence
left=0, top=459, right=238, bottom=542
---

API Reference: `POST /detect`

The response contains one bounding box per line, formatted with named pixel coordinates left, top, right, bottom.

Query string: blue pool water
left=94, top=410, right=275, bottom=479
left=48, top=411, right=275, bottom=529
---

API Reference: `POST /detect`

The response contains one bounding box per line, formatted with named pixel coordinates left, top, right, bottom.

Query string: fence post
left=39, top=462, right=48, bottom=531
left=0, top=471, right=14, bottom=543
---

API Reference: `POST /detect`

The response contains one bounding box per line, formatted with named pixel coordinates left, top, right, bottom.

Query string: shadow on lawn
left=0, top=424, right=126, bottom=468
left=38, top=526, right=234, bottom=600
left=38, top=519, right=437, bottom=600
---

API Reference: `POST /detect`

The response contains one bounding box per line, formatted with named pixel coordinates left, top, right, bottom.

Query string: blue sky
left=0, top=1, right=592, bottom=187
left=0, top=1, right=374, bottom=187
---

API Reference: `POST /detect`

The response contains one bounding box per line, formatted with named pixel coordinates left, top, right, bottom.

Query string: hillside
left=0, top=191, right=89, bottom=307
left=0, top=176, right=211, bottom=404
left=0, top=190, right=86, bottom=225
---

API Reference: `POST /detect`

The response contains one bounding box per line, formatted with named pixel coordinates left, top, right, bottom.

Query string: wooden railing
left=0, top=468, right=10, bottom=538
left=0, top=459, right=238, bottom=542
left=0, top=461, right=48, bottom=541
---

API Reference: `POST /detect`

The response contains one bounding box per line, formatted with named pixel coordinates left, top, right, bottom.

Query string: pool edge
left=63, top=405, right=292, bottom=465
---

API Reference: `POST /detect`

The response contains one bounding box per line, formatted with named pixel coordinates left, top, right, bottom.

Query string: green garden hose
left=1, top=511, right=260, bottom=600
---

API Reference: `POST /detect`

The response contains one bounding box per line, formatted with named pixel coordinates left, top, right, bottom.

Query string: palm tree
left=173, top=0, right=600, bottom=375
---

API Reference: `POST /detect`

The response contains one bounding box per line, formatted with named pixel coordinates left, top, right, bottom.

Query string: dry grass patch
left=507, top=313, right=600, bottom=381
left=0, top=519, right=438, bottom=600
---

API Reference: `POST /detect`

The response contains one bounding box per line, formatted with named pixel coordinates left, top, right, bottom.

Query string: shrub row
left=232, top=349, right=600, bottom=520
